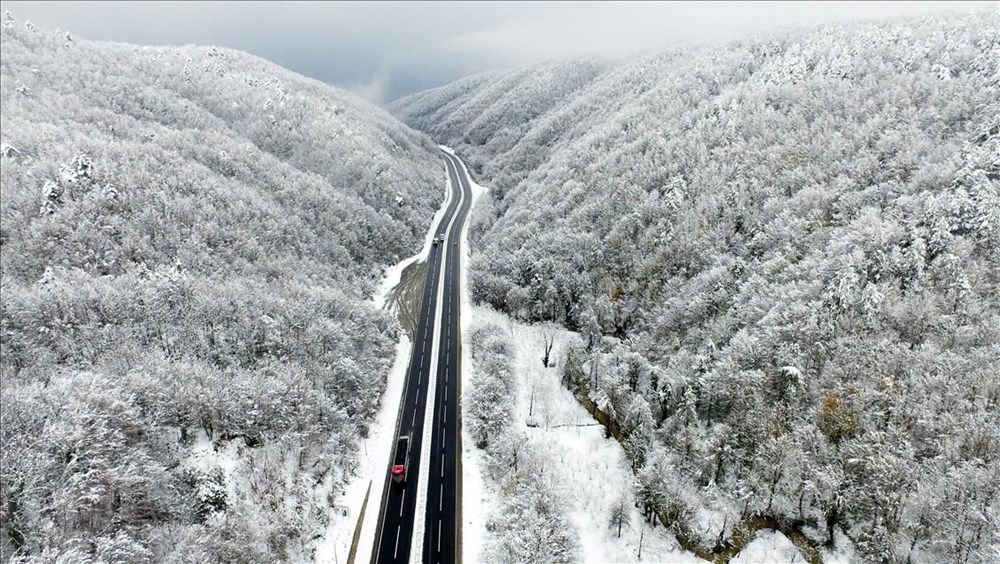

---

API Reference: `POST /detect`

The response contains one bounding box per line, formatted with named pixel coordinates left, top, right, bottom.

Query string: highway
left=371, top=149, right=473, bottom=564
left=419, top=150, right=471, bottom=564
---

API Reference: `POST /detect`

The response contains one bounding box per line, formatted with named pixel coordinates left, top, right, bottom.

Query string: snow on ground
left=315, top=158, right=454, bottom=564
left=731, top=530, right=807, bottom=564
left=820, top=529, right=863, bottom=564
left=459, top=304, right=825, bottom=564
left=187, top=429, right=241, bottom=477
left=451, top=145, right=491, bottom=564
left=464, top=308, right=703, bottom=564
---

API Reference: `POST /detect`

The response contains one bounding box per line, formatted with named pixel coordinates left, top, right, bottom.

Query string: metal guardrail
left=348, top=480, right=372, bottom=564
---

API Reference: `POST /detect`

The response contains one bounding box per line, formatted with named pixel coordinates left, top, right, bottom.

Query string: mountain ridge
left=1, top=16, right=443, bottom=562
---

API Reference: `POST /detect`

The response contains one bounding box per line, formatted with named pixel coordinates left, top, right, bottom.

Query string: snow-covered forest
left=0, top=14, right=443, bottom=562
left=394, top=13, right=999, bottom=563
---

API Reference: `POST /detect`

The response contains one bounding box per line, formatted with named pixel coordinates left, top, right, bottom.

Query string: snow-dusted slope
left=0, top=15, right=442, bottom=563
left=394, top=12, right=1000, bottom=564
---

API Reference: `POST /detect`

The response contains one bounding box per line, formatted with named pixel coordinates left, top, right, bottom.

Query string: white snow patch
left=731, top=530, right=808, bottom=564
left=821, top=528, right=863, bottom=564
left=187, top=430, right=241, bottom=477
left=690, top=505, right=731, bottom=550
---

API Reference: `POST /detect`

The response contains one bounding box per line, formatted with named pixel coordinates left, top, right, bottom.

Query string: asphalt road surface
left=419, top=150, right=472, bottom=564
left=372, top=150, right=473, bottom=563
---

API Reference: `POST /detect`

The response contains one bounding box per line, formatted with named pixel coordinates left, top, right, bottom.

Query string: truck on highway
left=391, top=433, right=412, bottom=483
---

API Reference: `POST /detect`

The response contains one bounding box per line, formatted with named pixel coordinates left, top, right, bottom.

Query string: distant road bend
left=371, top=150, right=473, bottom=564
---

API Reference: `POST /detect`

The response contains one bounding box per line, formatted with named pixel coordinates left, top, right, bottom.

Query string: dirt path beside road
left=384, top=259, right=428, bottom=340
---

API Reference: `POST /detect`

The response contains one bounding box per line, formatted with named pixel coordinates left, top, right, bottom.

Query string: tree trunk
left=638, top=527, right=644, bottom=560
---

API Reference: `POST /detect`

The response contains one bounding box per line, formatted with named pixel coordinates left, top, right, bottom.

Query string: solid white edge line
left=409, top=151, right=465, bottom=564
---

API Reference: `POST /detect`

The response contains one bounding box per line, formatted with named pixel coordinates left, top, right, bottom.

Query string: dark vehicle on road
left=392, top=434, right=412, bottom=483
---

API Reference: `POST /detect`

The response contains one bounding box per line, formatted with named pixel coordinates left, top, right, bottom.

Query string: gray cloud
left=1, top=1, right=994, bottom=103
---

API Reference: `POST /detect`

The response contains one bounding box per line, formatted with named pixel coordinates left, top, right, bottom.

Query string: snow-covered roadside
left=460, top=305, right=841, bottom=564
left=314, top=337, right=411, bottom=564
left=315, top=158, right=454, bottom=564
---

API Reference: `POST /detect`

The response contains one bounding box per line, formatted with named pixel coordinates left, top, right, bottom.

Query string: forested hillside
left=0, top=14, right=442, bottom=563
left=394, top=13, right=1000, bottom=563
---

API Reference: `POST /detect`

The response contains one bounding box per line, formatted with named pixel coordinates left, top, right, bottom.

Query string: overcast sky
left=2, top=1, right=995, bottom=103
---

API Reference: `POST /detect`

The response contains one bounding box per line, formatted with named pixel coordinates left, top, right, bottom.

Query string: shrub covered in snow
left=465, top=324, right=516, bottom=448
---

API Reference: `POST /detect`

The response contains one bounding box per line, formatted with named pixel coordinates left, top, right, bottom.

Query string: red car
left=392, top=434, right=412, bottom=483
